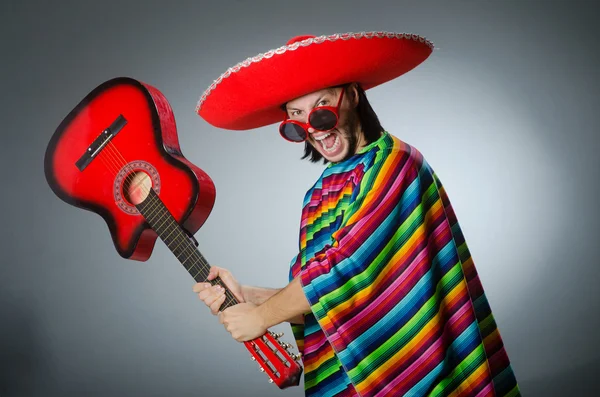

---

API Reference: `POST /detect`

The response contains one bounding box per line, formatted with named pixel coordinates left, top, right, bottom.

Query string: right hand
left=192, top=266, right=245, bottom=315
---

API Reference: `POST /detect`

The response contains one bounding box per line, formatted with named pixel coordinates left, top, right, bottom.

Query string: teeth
left=314, top=133, right=331, bottom=141
left=321, top=134, right=340, bottom=153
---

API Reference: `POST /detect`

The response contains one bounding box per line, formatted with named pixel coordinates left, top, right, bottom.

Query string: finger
left=207, top=266, right=222, bottom=281
left=192, top=282, right=211, bottom=293
left=210, top=294, right=226, bottom=315
left=233, top=332, right=247, bottom=342
left=197, top=284, right=219, bottom=300
left=203, top=288, right=223, bottom=307
left=198, top=285, right=224, bottom=303
left=219, top=271, right=233, bottom=288
left=216, top=273, right=240, bottom=300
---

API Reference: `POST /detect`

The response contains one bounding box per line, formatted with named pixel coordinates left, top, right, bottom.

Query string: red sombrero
left=196, top=31, right=434, bottom=131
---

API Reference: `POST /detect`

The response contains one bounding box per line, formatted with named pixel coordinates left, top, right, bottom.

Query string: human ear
left=349, top=83, right=359, bottom=107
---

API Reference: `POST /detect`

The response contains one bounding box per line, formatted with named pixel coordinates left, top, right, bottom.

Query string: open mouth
left=314, top=132, right=340, bottom=153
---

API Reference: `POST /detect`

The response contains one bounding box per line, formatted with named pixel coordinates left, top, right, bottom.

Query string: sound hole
left=122, top=171, right=152, bottom=205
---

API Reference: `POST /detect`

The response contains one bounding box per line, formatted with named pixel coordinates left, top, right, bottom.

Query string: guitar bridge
left=76, top=115, right=127, bottom=171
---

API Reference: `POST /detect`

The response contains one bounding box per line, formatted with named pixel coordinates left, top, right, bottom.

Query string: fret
left=136, top=188, right=239, bottom=310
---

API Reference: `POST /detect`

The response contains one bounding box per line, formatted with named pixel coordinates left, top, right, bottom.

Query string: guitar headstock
left=243, top=330, right=303, bottom=389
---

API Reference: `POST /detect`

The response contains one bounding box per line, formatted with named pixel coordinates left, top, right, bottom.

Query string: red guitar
left=43, top=77, right=302, bottom=388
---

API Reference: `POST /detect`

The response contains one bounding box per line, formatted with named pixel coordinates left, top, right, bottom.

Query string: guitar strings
left=88, top=134, right=299, bottom=371
left=104, top=140, right=240, bottom=309
left=90, top=137, right=239, bottom=309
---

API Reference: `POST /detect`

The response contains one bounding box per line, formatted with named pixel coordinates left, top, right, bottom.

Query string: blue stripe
left=306, top=176, right=422, bottom=296
left=335, top=241, right=458, bottom=368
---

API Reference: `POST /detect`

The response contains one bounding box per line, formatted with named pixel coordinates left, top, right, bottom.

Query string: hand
left=218, top=302, right=266, bottom=342
left=192, top=266, right=245, bottom=315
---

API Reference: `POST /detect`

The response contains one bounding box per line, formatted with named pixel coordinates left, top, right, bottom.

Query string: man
left=193, top=32, right=521, bottom=397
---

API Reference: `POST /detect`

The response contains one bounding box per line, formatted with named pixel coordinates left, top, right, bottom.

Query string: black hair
left=280, top=82, right=384, bottom=164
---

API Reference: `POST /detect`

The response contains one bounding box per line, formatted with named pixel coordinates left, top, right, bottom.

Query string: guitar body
left=44, top=77, right=216, bottom=260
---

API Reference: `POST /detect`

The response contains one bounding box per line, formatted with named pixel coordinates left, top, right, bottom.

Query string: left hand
left=218, top=302, right=266, bottom=342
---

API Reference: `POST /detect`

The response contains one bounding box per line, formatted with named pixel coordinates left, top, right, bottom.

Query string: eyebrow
left=287, top=89, right=336, bottom=112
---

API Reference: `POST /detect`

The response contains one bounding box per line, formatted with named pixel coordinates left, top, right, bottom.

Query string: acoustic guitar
left=43, top=77, right=302, bottom=388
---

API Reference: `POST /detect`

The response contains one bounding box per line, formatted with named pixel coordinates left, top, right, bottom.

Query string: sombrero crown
left=196, top=31, right=434, bottom=131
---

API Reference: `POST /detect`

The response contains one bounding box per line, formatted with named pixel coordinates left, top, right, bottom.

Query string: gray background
left=2, top=0, right=599, bottom=396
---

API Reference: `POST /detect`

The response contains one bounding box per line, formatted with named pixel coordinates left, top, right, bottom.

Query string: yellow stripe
left=354, top=279, right=466, bottom=391
left=344, top=140, right=401, bottom=226
left=428, top=343, right=488, bottom=396
left=447, top=361, right=489, bottom=397
left=483, top=327, right=500, bottom=346
left=306, top=182, right=355, bottom=226
left=323, top=198, right=444, bottom=320
left=305, top=346, right=337, bottom=372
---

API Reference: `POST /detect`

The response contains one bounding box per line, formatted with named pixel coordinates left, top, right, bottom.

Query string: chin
left=322, top=151, right=347, bottom=163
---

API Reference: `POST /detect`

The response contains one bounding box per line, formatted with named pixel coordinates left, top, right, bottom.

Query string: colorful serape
left=289, top=131, right=520, bottom=396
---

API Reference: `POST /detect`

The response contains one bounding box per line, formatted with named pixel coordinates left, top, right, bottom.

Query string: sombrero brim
left=196, top=31, right=434, bottom=131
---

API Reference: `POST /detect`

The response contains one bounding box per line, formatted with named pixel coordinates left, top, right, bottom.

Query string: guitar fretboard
left=136, top=188, right=239, bottom=311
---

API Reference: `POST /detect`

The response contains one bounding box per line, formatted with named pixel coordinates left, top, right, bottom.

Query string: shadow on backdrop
left=0, top=293, right=54, bottom=396
left=519, top=356, right=599, bottom=397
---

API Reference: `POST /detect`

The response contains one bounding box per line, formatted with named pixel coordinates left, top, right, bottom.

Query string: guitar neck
left=136, top=188, right=238, bottom=310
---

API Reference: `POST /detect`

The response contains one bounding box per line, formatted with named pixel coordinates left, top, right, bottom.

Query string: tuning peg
left=259, top=367, right=265, bottom=372
left=250, top=355, right=256, bottom=361
left=268, top=379, right=274, bottom=384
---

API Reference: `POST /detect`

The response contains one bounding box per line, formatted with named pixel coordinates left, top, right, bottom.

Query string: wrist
left=255, top=302, right=275, bottom=329
left=240, top=284, right=250, bottom=303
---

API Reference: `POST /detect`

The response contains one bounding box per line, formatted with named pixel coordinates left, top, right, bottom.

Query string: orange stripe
left=447, top=360, right=492, bottom=397
left=306, top=182, right=355, bottom=225
left=324, top=199, right=444, bottom=320
left=345, top=142, right=404, bottom=226
left=356, top=280, right=468, bottom=393
left=304, top=345, right=337, bottom=372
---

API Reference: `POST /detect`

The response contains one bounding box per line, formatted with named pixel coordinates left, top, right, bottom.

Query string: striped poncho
left=289, top=131, right=520, bottom=396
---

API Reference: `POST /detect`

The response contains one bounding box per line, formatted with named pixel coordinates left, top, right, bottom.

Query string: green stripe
left=504, top=384, right=521, bottom=397
left=347, top=262, right=464, bottom=383
left=428, top=342, right=489, bottom=396
left=310, top=197, right=426, bottom=319
left=305, top=194, right=354, bottom=240
left=304, top=354, right=345, bottom=388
